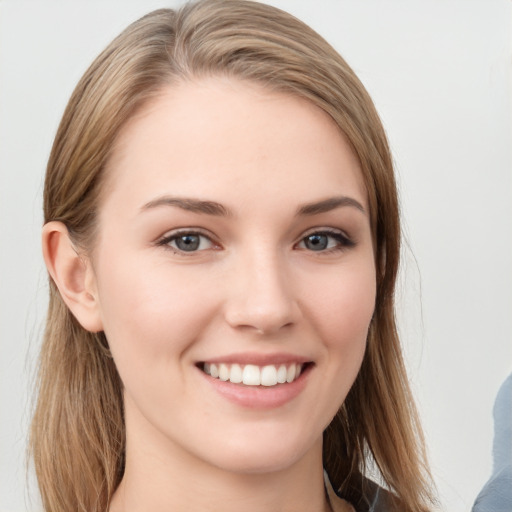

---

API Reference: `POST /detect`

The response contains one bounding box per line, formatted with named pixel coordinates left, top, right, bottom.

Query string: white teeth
left=277, top=364, right=287, bottom=383
left=229, top=363, right=243, bottom=383
left=203, top=362, right=305, bottom=386
left=219, top=363, right=229, bottom=381
left=261, top=365, right=278, bottom=386
left=286, top=364, right=296, bottom=383
left=242, top=364, right=260, bottom=386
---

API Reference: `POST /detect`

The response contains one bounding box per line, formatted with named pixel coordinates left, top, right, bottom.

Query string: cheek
left=302, top=262, right=376, bottom=351
left=94, top=256, right=217, bottom=368
left=294, top=260, right=376, bottom=432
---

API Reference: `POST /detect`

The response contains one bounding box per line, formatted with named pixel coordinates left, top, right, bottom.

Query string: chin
left=197, top=428, right=322, bottom=476
left=211, top=452, right=305, bottom=476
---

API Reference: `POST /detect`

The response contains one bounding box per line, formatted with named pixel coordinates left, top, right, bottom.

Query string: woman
left=31, top=1, right=435, bottom=511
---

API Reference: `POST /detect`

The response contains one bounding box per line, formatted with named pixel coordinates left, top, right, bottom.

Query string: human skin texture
left=49, top=78, right=376, bottom=512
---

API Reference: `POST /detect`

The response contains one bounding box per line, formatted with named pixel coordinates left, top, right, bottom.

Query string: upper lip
left=199, top=352, right=312, bottom=366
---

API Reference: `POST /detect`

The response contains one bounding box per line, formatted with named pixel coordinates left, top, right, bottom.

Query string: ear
left=42, top=221, right=103, bottom=332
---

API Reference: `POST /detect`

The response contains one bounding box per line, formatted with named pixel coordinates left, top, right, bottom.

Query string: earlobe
left=42, top=221, right=103, bottom=332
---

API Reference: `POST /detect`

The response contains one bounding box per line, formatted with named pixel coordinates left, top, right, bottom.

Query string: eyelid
left=300, top=226, right=351, bottom=239
left=299, top=226, right=353, bottom=242
left=155, top=227, right=220, bottom=252
left=295, top=227, right=355, bottom=251
left=154, top=226, right=354, bottom=254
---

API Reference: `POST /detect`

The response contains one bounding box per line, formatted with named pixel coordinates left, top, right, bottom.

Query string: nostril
left=221, top=261, right=302, bottom=335
left=224, top=303, right=300, bottom=335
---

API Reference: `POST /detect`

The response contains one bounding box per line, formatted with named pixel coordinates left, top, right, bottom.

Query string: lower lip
left=198, top=365, right=312, bottom=409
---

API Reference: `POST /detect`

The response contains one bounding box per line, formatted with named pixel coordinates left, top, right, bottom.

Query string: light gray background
left=1, top=1, right=510, bottom=511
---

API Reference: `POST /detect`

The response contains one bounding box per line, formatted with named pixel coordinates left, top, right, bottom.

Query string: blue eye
left=298, top=231, right=353, bottom=252
left=303, top=234, right=329, bottom=251
left=159, top=231, right=214, bottom=253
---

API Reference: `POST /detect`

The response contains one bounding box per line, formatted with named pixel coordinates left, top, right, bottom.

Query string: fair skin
left=43, top=78, right=375, bottom=512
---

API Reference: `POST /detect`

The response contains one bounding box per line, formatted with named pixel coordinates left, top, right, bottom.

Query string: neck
left=110, top=409, right=330, bottom=512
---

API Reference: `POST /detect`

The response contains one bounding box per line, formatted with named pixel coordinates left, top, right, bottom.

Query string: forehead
left=102, top=77, right=367, bottom=213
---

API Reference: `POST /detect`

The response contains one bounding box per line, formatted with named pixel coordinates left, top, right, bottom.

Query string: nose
left=223, top=250, right=300, bottom=335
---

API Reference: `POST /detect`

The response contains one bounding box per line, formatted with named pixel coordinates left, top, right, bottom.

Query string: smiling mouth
left=200, top=362, right=311, bottom=387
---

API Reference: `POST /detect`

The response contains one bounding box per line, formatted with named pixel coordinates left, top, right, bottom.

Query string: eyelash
left=297, top=229, right=355, bottom=254
left=156, top=228, right=355, bottom=255
left=156, top=229, right=217, bottom=254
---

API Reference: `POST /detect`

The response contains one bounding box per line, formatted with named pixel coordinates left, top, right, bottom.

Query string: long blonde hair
left=31, top=1, right=435, bottom=511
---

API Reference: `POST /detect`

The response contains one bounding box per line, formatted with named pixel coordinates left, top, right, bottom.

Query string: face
left=89, top=78, right=376, bottom=475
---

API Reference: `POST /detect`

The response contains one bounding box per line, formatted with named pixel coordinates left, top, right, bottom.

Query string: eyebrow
left=140, top=195, right=365, bottom=217
left=296, top=196, right=366, bottom=216
left=141, top=196, right=231, bottom=216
